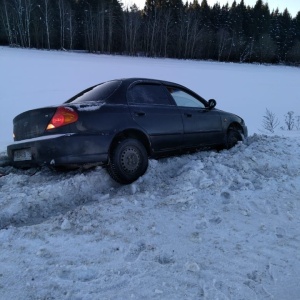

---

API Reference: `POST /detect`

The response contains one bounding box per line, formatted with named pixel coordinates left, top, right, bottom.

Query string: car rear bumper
left=7, top=133, right=110, bottom=167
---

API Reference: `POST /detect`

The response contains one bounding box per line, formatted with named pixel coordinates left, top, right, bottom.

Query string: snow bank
left=1, top=133, right=300, bottom=299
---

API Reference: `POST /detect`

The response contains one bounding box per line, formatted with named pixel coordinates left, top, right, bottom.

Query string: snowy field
left=0, top=47, right=300, bottom=299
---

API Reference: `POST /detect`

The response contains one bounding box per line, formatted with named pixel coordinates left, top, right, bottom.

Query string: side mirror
left=208, top=99, right=217, bottom=109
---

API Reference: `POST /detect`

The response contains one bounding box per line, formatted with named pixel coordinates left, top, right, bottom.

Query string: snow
left=72, top=102, right=105, bottom=111
left=0, top=47, right=300, bottom=299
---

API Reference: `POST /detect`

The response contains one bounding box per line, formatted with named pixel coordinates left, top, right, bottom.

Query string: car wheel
left=108, top=138, right=148, bottom=184
left=226, top=129, right=243, bottom=149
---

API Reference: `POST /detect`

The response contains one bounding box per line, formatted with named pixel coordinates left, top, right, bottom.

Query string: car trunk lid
left=13, top=107, right=57, bottom=141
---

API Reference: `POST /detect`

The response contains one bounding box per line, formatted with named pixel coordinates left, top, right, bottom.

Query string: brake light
left=46, top=107, right=78, bottom=130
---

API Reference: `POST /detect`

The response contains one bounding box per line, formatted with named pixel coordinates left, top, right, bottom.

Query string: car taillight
left=46, top=107, right=78, bottom=130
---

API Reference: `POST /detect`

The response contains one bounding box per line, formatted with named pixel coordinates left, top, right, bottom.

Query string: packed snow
left=0, top=47, right=300, bottom=299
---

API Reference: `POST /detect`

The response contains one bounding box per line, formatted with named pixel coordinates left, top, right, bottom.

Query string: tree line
left=1, top=0, right=300, bottom=64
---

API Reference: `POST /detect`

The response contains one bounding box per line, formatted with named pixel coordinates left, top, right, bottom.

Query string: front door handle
left=184, top=112, right=192, bottom=118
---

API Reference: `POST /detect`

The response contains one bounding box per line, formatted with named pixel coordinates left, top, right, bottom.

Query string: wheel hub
left=121, top=147, right=140, bottom=173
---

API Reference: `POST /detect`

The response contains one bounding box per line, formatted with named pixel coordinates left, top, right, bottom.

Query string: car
left=7, top=78, right=247, bottom=184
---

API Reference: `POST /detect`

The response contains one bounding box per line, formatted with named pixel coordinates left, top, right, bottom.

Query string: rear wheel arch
left=109, top=129, right=151, bottom=157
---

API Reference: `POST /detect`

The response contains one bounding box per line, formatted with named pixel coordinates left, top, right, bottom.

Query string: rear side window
left=66, top=80, right=121, bottom=103
left=128, top=84, right=173, bottom=105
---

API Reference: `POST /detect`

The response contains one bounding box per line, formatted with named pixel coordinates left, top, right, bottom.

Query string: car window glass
left=168, top=87, right=205, bottom=108
left=128, top=84, right=172, bottom=105
left=66, top=80, right=121, bottom=103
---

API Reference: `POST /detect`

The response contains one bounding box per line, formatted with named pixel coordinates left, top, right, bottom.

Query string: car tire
left=108, top=138, right=148, bottom=184
left=226, top=129, right=243, bottom=149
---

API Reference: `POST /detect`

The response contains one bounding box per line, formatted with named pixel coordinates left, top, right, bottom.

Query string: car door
left=127, top=83, right=183, bottom=152
left=166, top=86, right=223, bottom=148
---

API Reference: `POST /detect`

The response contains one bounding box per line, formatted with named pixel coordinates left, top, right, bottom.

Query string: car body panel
left=13, top=107, right=57, bottom=141
left=178, top=107, right=223, bottom=147
left=128, top=104, right=184, bottom=152
left=7, top=133, right=111, bottom=167
left=7, top=78, right=248, bottom=169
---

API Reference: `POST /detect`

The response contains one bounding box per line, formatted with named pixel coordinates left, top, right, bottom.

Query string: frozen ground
left=0, top=47, right=300, bottom=299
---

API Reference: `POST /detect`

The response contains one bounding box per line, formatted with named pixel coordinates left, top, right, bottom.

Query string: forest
left=1, top=0, right=300, bottom=64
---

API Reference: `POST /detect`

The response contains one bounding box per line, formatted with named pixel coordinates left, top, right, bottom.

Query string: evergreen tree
left=286, top=11, right=300, bottom=63
left=270, top=8, right=294, bottom=62
left=0, top=0, right=299, bottom=64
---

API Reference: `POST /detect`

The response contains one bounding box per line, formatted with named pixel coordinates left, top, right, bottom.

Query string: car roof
left=118, top=78, right=187, bottom=89
left=66, top=78, right=207, bottom=105
left=118, top=78, right=206, bottom=102
left=96, top=78, right=207, bottom=105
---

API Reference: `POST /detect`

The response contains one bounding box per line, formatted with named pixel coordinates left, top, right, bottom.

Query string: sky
left=122, top=0, right=299, bottom=17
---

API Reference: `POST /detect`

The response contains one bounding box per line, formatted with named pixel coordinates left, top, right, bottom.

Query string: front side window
left=66, top=80, right=121, bottom=103
left=168, top=87, right=205, bottom=108
left=128, top=84, right=173, bottom=105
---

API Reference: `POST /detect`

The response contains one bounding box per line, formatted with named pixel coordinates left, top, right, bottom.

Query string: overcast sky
left=207, top=0, right=299, bottom=16
left=122, top=0, right=299, bottom=17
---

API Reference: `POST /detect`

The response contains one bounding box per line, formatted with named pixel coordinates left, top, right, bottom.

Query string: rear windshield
left=66, top=80, right=121, bottom=103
